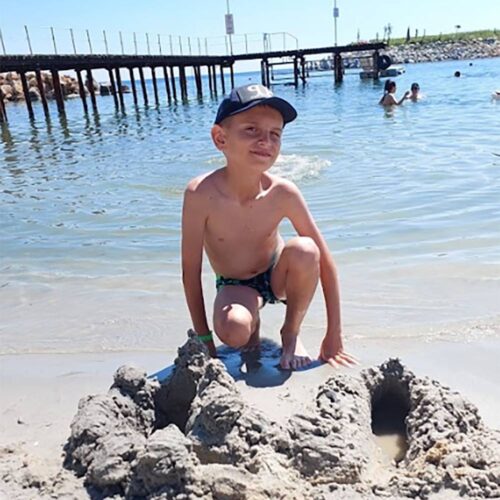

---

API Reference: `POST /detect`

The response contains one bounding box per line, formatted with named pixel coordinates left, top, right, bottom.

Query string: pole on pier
left=138, top=66, right=149, bottom=106
left=163, top=67, right=172, bottom=103
left=86, top=68, right=98, bottom=111
left=179, top=65, right=188, bottom=100
left=293, top=57, right=299, bottom=87
left=220, top=65, right=226, bottom=94
left=76, top=70, right=88, bottom=113
left=129, top=67, right=138, bottom=106
left=114, top=67, right=125, bottom=110
left=19, top=71, right=35, bottom=120
left=300, top=56, right=307, bottom=85
left=208, top=65, right=213, bottom=95
left=35, top=69, right=50, bottom=117
left=260, top=60, right=266, bottom=86
left=229, top=63, right=235, bottom=89
left=334, top=53, right=343, bottom=83
left=212, top=65, right=218, bottom=95
left=265, top=59, right=270, bottom=87
left=151, top=67, right=160, bottom=106
left=51, top=69, right=65, bottom=114
left=194, top=66, right=203, bottom=98
left=0, top=86, right=8, bottom=123
left=107, top=68, right=119, bottom=109
left=169, top=66, right=177, bottom=101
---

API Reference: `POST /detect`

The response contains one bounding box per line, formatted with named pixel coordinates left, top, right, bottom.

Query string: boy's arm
left=181, top=181, right=216, bottom=356
left=283, top=182, right=355, bottom=367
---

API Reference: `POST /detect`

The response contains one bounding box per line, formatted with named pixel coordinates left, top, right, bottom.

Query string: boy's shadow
left=218, top=338, right=322, bottom=388
left=150, top=338, right=322, bottom=388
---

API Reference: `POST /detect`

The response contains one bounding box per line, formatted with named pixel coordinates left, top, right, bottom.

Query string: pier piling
left=114, top=67, right=125, bottom=110
left=75, top=70, right=88, bottom=113
left=107, top=68, right=119, bottom=108
left=151, top=67, right=160, bottom=106
left=129, top=67, right=138, bottom=106
left=19, top=71, right=34, bottom=119
left=35, top=69, right=50, bottom=117
left=138, top=66, right=148, bottom=106
left=169, top=66, right=177, bottom=101
left=50, top=69, right=65, bottom=114
left=163, top=66, right=171, bottom=102
left=86, top=69, right=98, bottom=112
left=0, top=86, right=7, bottom=122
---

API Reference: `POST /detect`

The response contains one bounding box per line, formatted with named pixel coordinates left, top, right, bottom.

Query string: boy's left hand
left=319, top=336, right=358, bottom=367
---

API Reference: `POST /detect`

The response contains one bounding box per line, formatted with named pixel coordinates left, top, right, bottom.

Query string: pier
left=0, top=42, right=386, bottom=123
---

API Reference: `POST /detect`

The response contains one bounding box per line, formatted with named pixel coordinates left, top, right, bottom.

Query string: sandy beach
left=1, top=331, right=499, bottom=498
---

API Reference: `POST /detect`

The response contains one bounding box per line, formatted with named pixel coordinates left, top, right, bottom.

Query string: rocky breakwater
left=2, top=334, right=499, bottom=499
left=0, top=71, right=93, bottom=102
left=386, top=37, right=500, bottom=64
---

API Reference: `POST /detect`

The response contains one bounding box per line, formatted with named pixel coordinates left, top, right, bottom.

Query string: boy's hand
left=319, top=335, right=358, bottom=367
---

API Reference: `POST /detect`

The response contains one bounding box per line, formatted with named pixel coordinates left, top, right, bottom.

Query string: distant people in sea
left=454, top=71, right=461, bottom=78
left=408, top=82, right=423, bottom=102
left=492, top=91, right=500, bottom=100
left=379, top=79, right=410, bottom=106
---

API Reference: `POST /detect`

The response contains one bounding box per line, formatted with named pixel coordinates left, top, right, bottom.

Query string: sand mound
left=2, top=334, right=499, bottom=499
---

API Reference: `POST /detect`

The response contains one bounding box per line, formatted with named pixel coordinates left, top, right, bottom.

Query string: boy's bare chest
left=206, top=197, right=282, bottom=240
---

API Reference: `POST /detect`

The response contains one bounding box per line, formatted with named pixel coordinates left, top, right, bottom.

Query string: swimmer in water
left=379, top=79, right=410, bottom=106
left=408, top=82, right=423, bottom=102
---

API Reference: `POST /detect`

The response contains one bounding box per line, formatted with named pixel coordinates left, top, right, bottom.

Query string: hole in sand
left=371, top=380, right=410, bottom=463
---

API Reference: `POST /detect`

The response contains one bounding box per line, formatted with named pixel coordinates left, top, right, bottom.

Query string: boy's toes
left=280, top=357, right=291, bottom=370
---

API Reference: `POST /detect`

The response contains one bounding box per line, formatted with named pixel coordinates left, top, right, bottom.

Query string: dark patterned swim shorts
left=215, top=264, right=284, bottom=306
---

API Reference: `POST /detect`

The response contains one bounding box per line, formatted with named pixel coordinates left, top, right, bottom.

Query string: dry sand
left=1, top=334, right=499, bottom=498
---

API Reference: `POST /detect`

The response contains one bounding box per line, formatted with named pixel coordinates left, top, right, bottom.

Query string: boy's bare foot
left=280, top=332, right=312, bottom=370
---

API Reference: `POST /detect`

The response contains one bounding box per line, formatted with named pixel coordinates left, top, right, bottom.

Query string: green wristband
left=197, top=331, right=213, bottom=342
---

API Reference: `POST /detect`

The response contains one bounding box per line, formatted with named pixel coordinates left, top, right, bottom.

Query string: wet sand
left=1, top=335, right=499, bottom=471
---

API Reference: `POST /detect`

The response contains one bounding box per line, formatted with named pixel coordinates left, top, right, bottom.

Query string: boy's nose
left=257, top=131, right=273, bottom=144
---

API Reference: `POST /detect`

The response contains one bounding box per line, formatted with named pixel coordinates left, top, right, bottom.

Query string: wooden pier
left=0, top=42, right=386, bottom=123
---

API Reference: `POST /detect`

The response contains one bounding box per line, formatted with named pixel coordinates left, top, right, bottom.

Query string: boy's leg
left=271, top=236, right=320, bottom=369
left=213, top=285, right=263, bottom=349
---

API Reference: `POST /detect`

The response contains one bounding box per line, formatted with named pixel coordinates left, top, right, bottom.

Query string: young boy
left=181, top=84, right=355, bottom=370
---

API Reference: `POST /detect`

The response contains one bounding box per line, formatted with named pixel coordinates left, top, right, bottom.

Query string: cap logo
left=234, top=84, right=273, bottom=103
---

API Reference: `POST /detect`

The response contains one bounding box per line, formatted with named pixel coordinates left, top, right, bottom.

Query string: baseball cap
left=214, top=84, right=297, bottom=125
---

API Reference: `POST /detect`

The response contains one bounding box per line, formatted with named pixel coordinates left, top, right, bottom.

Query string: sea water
left=1, top=58, right=499, bottom=355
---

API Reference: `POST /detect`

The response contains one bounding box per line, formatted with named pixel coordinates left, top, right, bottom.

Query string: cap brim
left=223, top=96, right=297, bottom=125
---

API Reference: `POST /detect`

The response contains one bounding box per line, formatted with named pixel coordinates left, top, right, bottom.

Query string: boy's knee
left=214, top=309, right=253, bottom=348
left=286, top=237, right=320, bottom=268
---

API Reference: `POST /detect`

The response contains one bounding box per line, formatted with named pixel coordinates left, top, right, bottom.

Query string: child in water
left=181, top=84, right=356, bottom=370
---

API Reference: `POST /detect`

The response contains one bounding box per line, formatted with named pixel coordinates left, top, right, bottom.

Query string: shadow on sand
left=151, top=337, right=323, bottom=389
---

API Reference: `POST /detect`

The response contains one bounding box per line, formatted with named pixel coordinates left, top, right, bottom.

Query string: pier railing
left=0, top=26, right=298, bottom=57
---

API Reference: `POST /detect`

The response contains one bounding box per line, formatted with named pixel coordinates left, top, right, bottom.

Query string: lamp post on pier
left=333, top=0, right=339, bottom=46
left=225, top=0, right=234, bottom=55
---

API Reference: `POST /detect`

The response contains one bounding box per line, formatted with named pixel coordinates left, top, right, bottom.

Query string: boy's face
left=211, top=105, right=284, bottom=172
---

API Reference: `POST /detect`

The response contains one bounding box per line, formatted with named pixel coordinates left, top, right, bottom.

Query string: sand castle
left=1, top=334, right=499, bottom=499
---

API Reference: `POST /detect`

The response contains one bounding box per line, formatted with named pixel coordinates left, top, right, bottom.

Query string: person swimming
left=409, top=82, right=423, bottom=102
left=379, top=79, right=410, bottom=106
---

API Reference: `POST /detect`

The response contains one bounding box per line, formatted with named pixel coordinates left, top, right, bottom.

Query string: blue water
left=1, top=58, right=499, bottom=354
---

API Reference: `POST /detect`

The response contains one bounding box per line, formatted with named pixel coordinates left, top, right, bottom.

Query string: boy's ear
left=211, top=124, right=227, bottom=151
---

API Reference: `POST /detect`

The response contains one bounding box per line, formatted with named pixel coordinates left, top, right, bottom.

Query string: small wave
left=206, top=154, right=330, bottom=182
left=272, top=154, right=330, bottom=181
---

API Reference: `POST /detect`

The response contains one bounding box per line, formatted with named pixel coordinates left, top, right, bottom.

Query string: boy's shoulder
left=268, top=173, right=301, bottom=196
left=185, top=169, right=220, bottom=195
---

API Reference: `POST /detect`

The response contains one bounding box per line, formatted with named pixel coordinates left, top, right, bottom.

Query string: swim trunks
left=215, top=263, right=284, bottom=305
